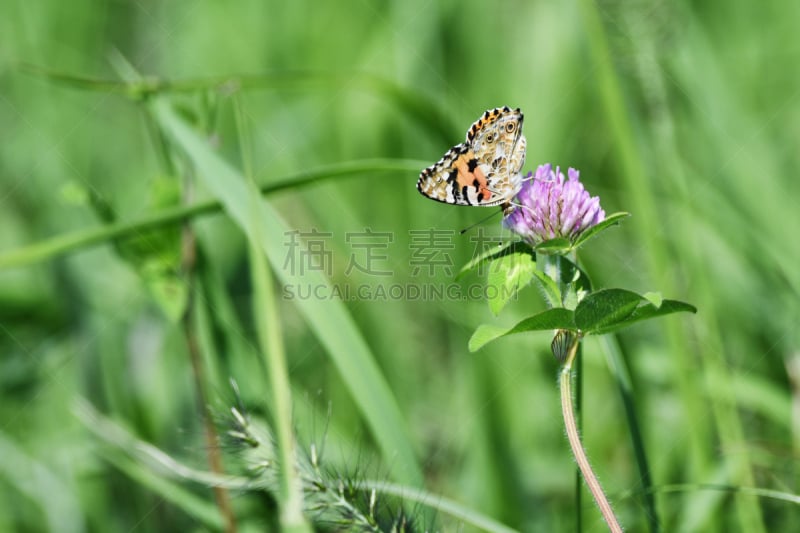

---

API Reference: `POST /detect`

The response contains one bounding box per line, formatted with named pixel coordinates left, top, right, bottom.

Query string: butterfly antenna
left=460, top=209, right=502, bottom=235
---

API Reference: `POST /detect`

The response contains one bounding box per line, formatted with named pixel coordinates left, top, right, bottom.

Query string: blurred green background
left=1, top=0, right=799, bottom=531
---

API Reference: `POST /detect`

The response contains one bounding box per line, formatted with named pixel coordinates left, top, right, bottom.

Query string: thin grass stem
left=181, top=237, right=237, bottom=533
left=174, top=136, right=237, bottom=532
left=16, top=65, right=457, bottom=145
left=236, top=97, right=311, bottom=531
left=599, top=335, right=659, bottom=532
left=0, top=159, right=427, bottom=270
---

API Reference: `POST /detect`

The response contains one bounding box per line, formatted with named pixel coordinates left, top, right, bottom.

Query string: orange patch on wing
left=453, top=153, right=492, bottom=202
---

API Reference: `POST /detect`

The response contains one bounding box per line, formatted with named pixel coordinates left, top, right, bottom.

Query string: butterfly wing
left=417, top=142, right=509, bottom=206
left=417, top=106, right=526, bottom=207
left=467, top=106, right=526, bottom=202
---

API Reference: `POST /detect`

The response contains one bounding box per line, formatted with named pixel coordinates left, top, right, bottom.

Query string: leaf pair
left=460, top=213, right=629, bottom=315
left=469, top=288, right=696, bottom=352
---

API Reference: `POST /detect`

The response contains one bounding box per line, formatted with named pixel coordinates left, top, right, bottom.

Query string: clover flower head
left=503, top=164, right=605, bottom=247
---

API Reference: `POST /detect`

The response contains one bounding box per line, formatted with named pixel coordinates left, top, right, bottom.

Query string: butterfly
left=417, top=106, right=526, bottom=214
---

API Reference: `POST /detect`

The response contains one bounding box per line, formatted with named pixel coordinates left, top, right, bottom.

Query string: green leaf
left=59, top=180, right=90, bottom=206
left=534, top=237, right=572, bottom=254
left=486, top=252, right=536, bottom=315
left=152, top=99, right=425, bottom=488
left=643, top=291, right=663, bottom=308
left=591, top=299, right=697, bottom=335
left=557, top=255, right=593, bottom=309
left=524, top=212, right=628, bottom=256
left=574, top=288, right=643, bottom=332
left=530, top=254, right=592, bottom=309
left=135, top=260, right=188, bottom=322
left=530, top=268, right=562, bottom=308
left=456, top=240, right=525, bottom=280
left=572, top=211, right=630, bottom=249
left=113, top=176, right=187, bottom=322
left=574, top=288, right=696, bottom=335
left=469, top=308, right=576, bottom=351
left=59, top=149, right=188, bottom=322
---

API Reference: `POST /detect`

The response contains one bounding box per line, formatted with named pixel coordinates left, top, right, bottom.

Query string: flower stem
left=560, top=336, right=623, bottom=532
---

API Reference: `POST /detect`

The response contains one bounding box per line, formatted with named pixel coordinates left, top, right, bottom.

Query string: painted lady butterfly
left=417, top=106, right=526, bottom=214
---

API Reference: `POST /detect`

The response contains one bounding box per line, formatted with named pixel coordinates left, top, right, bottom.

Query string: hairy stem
left=560, top=336, right=622, bottom=533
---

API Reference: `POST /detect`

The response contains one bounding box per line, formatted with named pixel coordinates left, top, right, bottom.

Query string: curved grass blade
left=0, top=158, right=427, bottom=270
left=97, top=450, right=225, bottom=529
left=76, top=399, right=518, bottom=532
left=456, top=240, right=520, bottom=280
left=18, top=65, right=457, bottom=145
left=152, top=99, right=425, bottom=488
left=366, top=481, right=520, bottom=533
left=644, top=483, right=800, bottom=506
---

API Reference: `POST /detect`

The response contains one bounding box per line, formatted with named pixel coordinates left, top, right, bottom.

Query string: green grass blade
left=0, top=158, right=427, bottom=270
left=74, top=398, right=261, bottom=490
left=647, top=484, right=800, bottom=506
left=75, top=399, right=519, bottom=533
left=97, top=450, right=225, bottom=529
left=151, top=98, right=425, bottom=488
left=364, top=481, right=520, bottom=533
left=248, top=216, right=311, bottom=530
left=18, top=65, right=457, bottom=145
left=233, top=100, right=310, bottom=529
left=599, top=335, right=659, bottom=532
left=237, top=95, right=311, bottom=531
left=0, top=432, right=85, bottom=533
left=576, top=0, right=715, bottom=507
